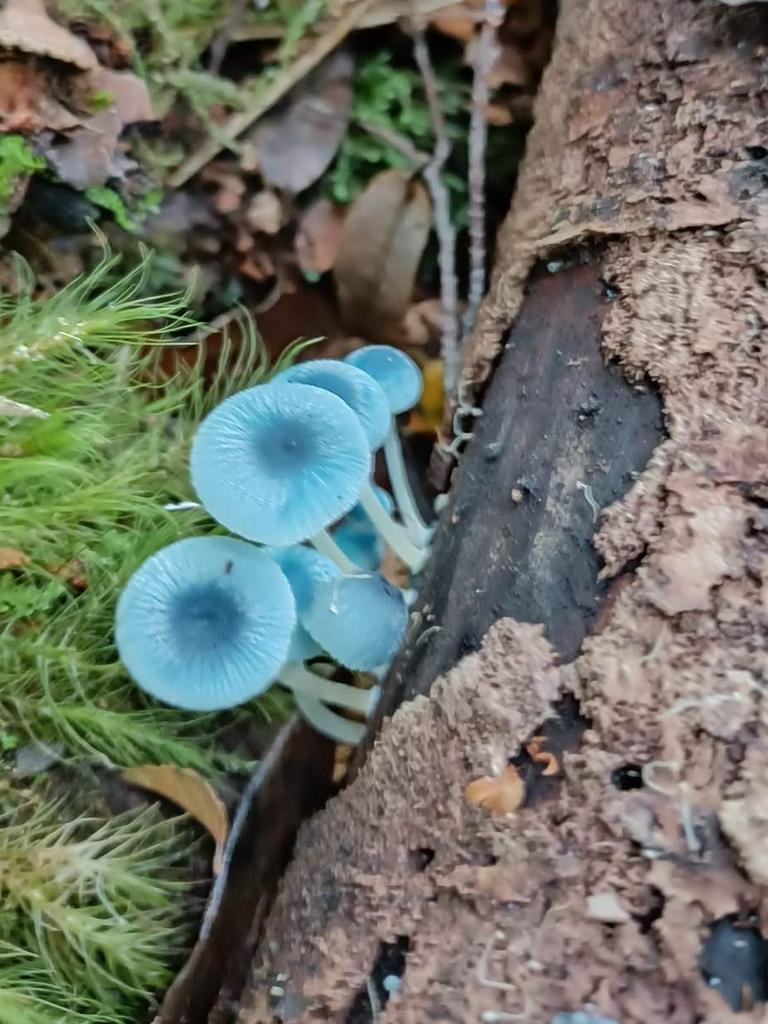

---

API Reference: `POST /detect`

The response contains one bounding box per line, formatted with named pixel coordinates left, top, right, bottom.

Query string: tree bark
left=236, top=1, right=768, bottom=1022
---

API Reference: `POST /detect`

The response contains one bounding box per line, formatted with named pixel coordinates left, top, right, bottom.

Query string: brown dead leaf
left=0, top=0, right=98, bottom=70
left=0, top=60, right=80, bottom=134
left=296, top=198, right=346, bottom=275
left=122, top=764, right=229, bottom=874
left=88, top=68, right=154, bottom=125
left=48, top=559, right=87, bottom=591
left=0, top=548, right=29, bottom=570
left=465, top=764, right=525, bottom=815
left=247, top=51, right=353, bottom=194
left=334, top=169, right=431, bottom=338
left=42, top=109, right=133, bottom=189
left=525, top=735, right=559, bottom=775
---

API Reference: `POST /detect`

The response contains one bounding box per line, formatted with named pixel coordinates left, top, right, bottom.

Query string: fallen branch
left=412, top=29, right=461, bottom=394
left=168, top=0, right=376, bottom=188
left=461, top=0, right=504, bottom=345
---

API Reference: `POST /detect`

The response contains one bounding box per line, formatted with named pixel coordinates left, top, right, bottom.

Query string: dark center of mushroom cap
left=169, top=582, right=244, bottom=654
left=254, top=418, right=318, bottom=475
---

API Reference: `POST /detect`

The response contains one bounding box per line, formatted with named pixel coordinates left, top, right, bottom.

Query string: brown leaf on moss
left=122, top=764, right=229, bottom=875
left=0, top=60, right=80, bottom=134
left=465, top=764, right=525, bottom=815
left=0, top=548, right=29, bottom=570
left=334, top=169, right=431, bottom=338
left=525, top=735, right=559, bottom=775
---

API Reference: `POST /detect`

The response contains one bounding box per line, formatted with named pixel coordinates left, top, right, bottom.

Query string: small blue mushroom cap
left=332, top=487, right=394, bottom=571
left=270, top=546, right=341, bottom=662
left=190, top=382, right=371, bottom=546
left=345, top=345, right=423, bottom=415
left=303, top=573, right=407, bottom=671
left=115, top=536, right=295, bottom=711
left=333, top=524, right=382, bottom=572
left=278, top=359, right=391, bottom=450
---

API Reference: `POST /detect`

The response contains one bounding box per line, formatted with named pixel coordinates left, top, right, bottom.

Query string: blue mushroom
left=190, top=382, right=370, bottom=549
left=270, top=545, right=380, bottom=732
left=332, top=486, right=395, bottom=572
left=275, top=359, right=425, bottom=573
left=345, top=346, right=431, bottom=550
left=270, top=545, right=340, bottom=662
left=346, top=345, right=423, bottom=414
left=277, top=359, right=391, bottom=450
left=303, top=573, right=407, bottom=671
left=115, top=536, right=296, bottom=711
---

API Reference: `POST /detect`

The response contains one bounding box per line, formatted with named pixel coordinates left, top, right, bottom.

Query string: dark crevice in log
left=157, top=719, right=335, bottom=1024
left=366, top=260, right=665, bottom=746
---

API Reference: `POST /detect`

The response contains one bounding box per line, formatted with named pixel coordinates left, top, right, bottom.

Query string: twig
left=168, top=0, right=376, bottom=188
left=356, top=118, right=429, bottom=168
left=412, top=30, right=461, bottom=394
left=461, top=0, right=504, bottom=346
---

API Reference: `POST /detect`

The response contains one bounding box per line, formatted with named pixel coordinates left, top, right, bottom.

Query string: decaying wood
left=155, top=719, right=334, bottom=1024
left=233, top=1, right=768, bottom=1022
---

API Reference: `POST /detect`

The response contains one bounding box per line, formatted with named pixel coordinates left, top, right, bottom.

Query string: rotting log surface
left=379, top=261, right=662, bottom=723
left=236, top=1, right=768, bottom=1022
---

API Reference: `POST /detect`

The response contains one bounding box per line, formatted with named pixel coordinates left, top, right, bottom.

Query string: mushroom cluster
left=115, top=346, right=432, bottom=743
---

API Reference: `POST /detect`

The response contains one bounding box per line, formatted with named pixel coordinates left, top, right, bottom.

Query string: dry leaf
left=42, top=109, right=133, bottom=190
left=248, top=51, right=353, bottom=194
left=122, top=765, right=229, bottom=874
left=296, top=198, right=346, bottom=274
left=525, top=735, right=559, bottom=775
left=334, top=169, right=431, bottom=337
left=88, top=68, right=154, bottom=125
left=0, top=0, right=97, bottom=70
left=0, top=60, right=80, bottom=134
left=406, top=357, right=444, bottom=436
left=465, top=764, right=525, bottom=815
left=0, top=548, right=29, bottom=570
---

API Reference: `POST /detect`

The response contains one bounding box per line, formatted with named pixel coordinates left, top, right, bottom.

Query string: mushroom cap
left=303, top=573, right=407, bottom=670
left=115, top=536, right=295, bottom=711
left=345, top=346, right=423, bottom=415
left=270, top=545, right=341, bottom=662
left=332, top=487, right=393, bottom=572
left=190, top=382, right=371, bottom=546
left=333, top=524, right=382, bottom=572
left=278, top=359, right=391, bottom=450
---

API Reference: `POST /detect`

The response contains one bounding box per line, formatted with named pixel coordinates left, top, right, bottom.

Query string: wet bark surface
left=378, top=261, right=663, bottom=725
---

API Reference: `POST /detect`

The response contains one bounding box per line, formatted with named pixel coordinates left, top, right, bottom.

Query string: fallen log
left=236, top=1, right=768, bottom=1021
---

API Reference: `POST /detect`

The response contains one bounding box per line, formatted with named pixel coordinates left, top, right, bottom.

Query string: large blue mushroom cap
left=115, top=536, right=295, bottom=711
left=303, top=573, right=407, bottom=671
left=190, top=382, right=371, bottom=546
left=270, top=545, right=340, bottom=662
left=345, top=345, right=423, bottom=415
left=277, top=359, right=391, bottom=450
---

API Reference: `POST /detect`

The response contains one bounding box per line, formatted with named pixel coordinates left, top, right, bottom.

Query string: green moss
left=0, top=249, right=290, bottom=773
left=84, top=187, right=136, bottom=231
left=325, top=52, right=468, bottom=205
left=0, top=136, right=45, bottom=205
left=0, top=803, right=196, bottom=1023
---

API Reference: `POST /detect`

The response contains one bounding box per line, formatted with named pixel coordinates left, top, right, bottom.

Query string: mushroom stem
left=383, top=424, right=432, bottom=546
left=293, top=692, right=366, bottom=745
left=359, top=483, right=428, bottom=573
left=310, top=529, right=363, bottom=574
left=278, top=663, right=380, bottom=716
